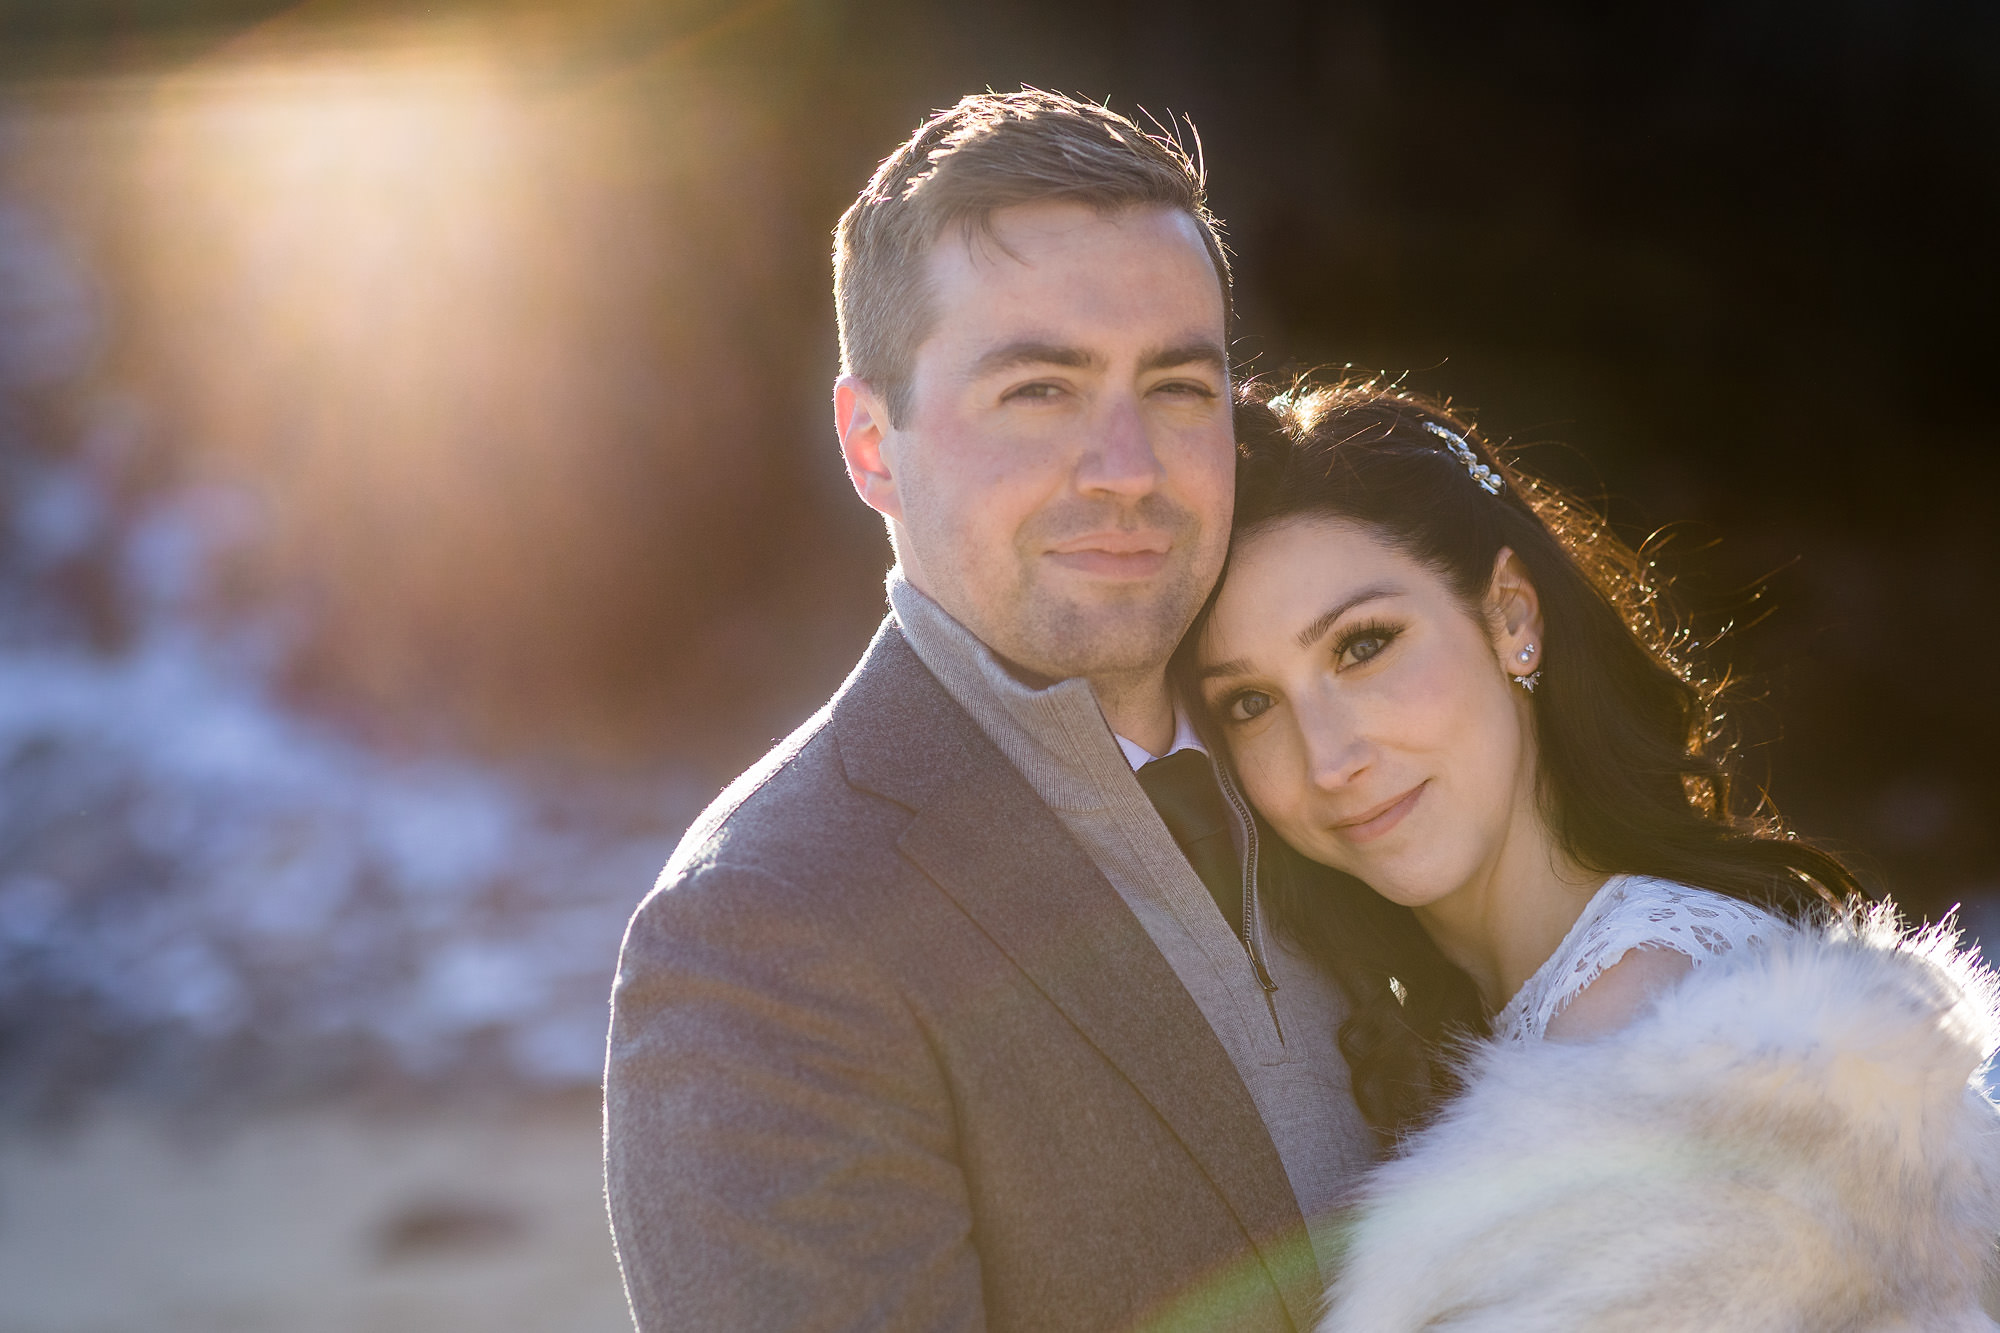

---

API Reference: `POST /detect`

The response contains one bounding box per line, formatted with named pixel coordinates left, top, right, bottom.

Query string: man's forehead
left=923, top=198, right=1214, bottom=280
left=918, top=201, right=1225, bottom=355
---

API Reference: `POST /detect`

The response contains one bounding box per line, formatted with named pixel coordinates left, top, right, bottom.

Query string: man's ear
left=834, top=375, right=903, bottom=522
left=1487, top=546, right=1546, bottom=674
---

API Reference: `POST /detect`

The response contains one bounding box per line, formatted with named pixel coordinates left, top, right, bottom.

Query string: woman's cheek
left=1234, top=731, right=1303, bottom=835
left=1379, top=642, right=1470, bottom=750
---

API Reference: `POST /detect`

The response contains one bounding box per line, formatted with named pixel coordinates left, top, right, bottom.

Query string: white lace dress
left=1490, top=873, right=1791, bottom=1045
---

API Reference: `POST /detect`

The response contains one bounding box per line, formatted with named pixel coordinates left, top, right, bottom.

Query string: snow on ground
left=0, top=198, right=703, bottom=1102
left=0, top=475, right=703, bottom=1095
left=0, top=580, right=700, bottom=1093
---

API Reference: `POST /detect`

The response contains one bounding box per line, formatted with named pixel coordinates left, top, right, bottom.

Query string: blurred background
left=0, top=1, right=1993, bottom=1328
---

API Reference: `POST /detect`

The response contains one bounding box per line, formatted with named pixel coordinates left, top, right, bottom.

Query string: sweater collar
left=888, top=571, right=1146, bottom=814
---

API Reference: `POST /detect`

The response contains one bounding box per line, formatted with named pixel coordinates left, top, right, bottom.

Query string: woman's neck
left=1412, top=793, right=1608, bottom=1012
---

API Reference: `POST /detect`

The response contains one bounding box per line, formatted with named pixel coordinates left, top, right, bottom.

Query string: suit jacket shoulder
left=665, top=613, right=970, bottom=852
left=609, top=616, right=1319, bottom=1332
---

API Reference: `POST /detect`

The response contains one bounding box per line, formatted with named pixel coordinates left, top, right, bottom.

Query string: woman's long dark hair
left=1177, top=377, right=1864, bottom=1144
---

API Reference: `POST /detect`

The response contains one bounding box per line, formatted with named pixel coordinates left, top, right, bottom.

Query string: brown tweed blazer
left=605, top=618, right=1326, bottom=1331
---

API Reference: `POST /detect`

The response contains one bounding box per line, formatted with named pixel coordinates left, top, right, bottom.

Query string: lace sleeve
left=1495, top=876, right=1790, bottom=1044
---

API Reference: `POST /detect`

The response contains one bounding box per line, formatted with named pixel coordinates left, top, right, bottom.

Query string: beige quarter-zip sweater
left=889, top=574, right=1376, bottom=1273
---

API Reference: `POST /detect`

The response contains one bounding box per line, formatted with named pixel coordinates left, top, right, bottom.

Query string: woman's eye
left=1336, top=626, right=1400, bottom=668
left=1226, top=691, right=1274, bottom=723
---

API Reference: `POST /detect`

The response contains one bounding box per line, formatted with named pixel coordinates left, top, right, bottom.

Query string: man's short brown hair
left=834, top=89, right=1232, bottom=427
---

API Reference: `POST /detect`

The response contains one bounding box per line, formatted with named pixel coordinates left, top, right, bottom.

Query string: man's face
left=843, top=201, right=1235, bottom=684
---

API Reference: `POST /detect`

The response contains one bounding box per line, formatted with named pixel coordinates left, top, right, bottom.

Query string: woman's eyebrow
left=1295, top=584, right=1400, bottom=650
left=1197, top=584, right=1403, bottom=682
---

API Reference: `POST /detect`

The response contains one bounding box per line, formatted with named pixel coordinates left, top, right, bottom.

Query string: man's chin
left=1012, top=590, right=1199, bottom=681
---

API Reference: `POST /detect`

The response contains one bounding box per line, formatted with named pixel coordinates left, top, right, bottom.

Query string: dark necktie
left=1136, top=749, right=1244, bottom=936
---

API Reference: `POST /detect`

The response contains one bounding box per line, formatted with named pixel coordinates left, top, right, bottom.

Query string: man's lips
left=1046, top=532, right=1172, bottom=556
left=1044, top=532, right=1172, bottom=578
left=1331, top=782, right=1427, bottom=844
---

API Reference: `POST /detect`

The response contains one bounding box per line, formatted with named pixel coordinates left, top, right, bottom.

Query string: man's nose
left=1073, top=393, right=1163, bottom=498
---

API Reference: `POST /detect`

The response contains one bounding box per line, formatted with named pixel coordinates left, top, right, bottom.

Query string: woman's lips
left=1336, top=782, right=1427, bottom=844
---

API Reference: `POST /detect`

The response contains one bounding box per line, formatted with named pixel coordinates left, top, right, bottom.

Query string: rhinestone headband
left=1422, top=420, right=1503, bottom=495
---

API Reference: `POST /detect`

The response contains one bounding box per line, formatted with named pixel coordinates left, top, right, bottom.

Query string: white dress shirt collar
left=1114, top=709, right=1208, bottom=772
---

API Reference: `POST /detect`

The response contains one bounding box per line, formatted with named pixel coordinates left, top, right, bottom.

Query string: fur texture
left=1321, top=907, right=2000, bottom=1332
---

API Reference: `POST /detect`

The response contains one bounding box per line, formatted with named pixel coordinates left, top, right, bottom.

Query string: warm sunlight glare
left=131, top=45, right=542, bottom=478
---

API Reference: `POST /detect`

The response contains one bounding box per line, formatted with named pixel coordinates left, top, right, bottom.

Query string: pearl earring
left=1513, top=642, right=1541, bottom=693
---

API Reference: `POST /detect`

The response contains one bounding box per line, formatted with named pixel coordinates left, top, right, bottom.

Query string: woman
left=1180, top=378, right=2000, bottom=1330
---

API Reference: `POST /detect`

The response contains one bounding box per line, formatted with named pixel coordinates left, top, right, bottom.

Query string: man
left=605, top=91, right=1375, bottom=1331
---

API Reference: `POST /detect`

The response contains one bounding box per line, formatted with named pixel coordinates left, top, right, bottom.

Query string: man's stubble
left=985, top=490, right=1222, bottom=685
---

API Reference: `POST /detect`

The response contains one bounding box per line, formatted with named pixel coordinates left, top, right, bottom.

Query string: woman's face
left=1196, top=516, right=1541, bottom=908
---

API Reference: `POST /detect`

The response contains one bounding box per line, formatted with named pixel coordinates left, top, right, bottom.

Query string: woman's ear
left=1487, top=546, right=1545, bottom=675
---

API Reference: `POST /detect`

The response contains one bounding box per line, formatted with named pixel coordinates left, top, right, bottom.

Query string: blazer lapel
left=832, top=619, right=1320, bottom=1328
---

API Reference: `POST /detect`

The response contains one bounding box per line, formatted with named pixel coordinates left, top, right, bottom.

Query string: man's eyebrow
left=968, top=340, right=1099, bottom=378
left=965, top=338, right=1228, bottom=381
left=1296, top=584, right=1401, bottom=651
left=1139, top=341, right=1229, bottom=375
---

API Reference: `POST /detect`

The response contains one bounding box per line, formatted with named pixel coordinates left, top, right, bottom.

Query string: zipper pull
left=1251, top=954, right=1278, bottom=992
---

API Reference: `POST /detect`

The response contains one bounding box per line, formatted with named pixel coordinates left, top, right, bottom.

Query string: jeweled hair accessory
left=1422, top=420, right=1504, bottom=495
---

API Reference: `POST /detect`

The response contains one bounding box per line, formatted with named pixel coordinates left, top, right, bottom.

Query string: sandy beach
left=0, top=1092, right=632, bottom=1333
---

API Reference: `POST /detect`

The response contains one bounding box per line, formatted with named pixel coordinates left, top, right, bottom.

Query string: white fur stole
left=1320, top=907, right=2000, bottom=1332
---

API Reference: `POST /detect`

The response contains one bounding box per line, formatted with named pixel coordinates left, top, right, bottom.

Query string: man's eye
left=1152, top=379, right=1218, bottom=400
left=1226, top=691, right=1274, bottom=723
left=1002, top=382, right=1065, bottom=403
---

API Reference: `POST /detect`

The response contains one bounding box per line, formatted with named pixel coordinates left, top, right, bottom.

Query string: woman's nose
left=1300, top=706, right=1370, bottom=792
